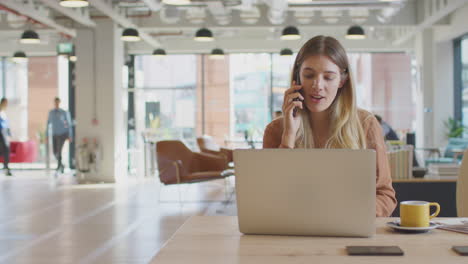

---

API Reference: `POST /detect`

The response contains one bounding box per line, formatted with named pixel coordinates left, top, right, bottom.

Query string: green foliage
left=444, top=117, right=467, bottom=138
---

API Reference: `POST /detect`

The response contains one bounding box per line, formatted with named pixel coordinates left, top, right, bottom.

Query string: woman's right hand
left=281, top=81, right=304, bottom=148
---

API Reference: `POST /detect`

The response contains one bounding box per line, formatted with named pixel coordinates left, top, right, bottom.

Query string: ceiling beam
left=138, top=8, right=418, bottom=30
left=39, top=0, right=96, bottom=28
left=140, top=0, right=162, bottom=11
left=1, top=0, right=76, bottom=37
left=88, top=0, right=160, bottom=47
left=287, top=0, right=401, bottom=9
left=126, top=31, right=414, bottom=54
left=393, top=0, right=468, bottom=46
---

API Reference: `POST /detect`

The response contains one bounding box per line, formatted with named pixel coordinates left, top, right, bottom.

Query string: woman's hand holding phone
left=281, top=80, right=304, bottom=148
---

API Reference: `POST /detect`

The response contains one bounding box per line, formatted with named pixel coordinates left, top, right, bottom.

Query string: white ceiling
left=0, top=0, right=465, bottom=55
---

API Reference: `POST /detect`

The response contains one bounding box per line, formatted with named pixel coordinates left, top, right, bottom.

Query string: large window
left=132, top=52, right=414, bottom=152
left=272, top=53, right=295, bottom=114
left=134, top=55, right=198, bottom=148
left=0, top=58, right=4, bottom=97
left=456, top=36, right=468, bottom=127
left=3, top=58, right=28, bottom=141
left=0, top=56, right=70, bottom=168
left=230, top=54, right=271, bottom=144
left=349, top=53, right=415, bottom=133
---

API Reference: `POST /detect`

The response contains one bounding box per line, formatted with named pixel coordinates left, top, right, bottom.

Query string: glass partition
left=134, top=55, right=198, bottom=148
left=229, top=53, right=271, bottom=148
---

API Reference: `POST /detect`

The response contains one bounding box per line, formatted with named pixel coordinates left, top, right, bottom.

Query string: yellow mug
left=400, top=201, right=441, bottom=227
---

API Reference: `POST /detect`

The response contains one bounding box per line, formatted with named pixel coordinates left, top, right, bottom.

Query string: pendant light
left=13, top=51, right=27, bottom=62
left=281, top=26, right=301, bottom=40
left=209, top=48, right=225, bottom=59
left=345, top=25, right=366, bottom=40
left=194, top=28, right=214, bottom=42
left=121, top=28, right=141, bottom=42
left=60, top=0, right=89, bottom=8
left=152, top=48, right=167, bottom=57
left=20, top=30, right=40, bottom=44
left=280, top=48, right=293, bottom=56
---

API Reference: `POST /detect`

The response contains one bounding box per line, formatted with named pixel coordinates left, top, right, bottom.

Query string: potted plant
left=444, top=117, right=467, bottom=138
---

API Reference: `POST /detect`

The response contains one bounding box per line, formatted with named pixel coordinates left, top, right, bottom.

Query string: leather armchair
left=156, top=140, right=229, bottom=185
left=196, top=135, right=233, bottom=165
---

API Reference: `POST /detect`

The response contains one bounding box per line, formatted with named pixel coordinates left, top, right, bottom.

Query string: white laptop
left=234, top=149, right=376, bottom=237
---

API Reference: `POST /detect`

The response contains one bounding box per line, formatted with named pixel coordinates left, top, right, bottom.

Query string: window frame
left=454, top=34, right=468, bottom=122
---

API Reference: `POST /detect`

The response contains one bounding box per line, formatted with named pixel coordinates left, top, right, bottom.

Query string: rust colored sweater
left=263, top=109, right=397, bottom=217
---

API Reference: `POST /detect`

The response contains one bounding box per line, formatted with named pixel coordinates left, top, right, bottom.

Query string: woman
left=263, top=36, right=396, bottom=217
left=0, top=98, right=12, bottom=176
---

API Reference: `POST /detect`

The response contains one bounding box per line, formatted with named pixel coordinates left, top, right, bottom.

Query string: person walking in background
left=47, top=97, right=73, bottom=174
left=0, top=98, right=12, bottom=176
left=375, top=114, right=419, bottom=167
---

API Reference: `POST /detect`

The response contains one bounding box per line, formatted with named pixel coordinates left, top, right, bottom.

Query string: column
left=75, top=20, right=127, bottom=182
left=414, top=28, right=435, bottom=148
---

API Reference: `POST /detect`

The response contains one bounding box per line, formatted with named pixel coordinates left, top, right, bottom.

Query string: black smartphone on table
left=453, top=246, right=468, bottom=256
left=346, top=246, right=404, bottom=256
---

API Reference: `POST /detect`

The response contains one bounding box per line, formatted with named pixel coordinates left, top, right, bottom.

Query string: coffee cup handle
left=429, top=202, right=441, bottom=219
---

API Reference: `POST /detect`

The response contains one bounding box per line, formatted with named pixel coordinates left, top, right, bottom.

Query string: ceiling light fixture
left=345, top=25, right=366, bottom=40
left=20, top=30, right=40, bottom=44
left=194, top=28, right=214, bottom=42
left=162, top=0, right=191, bottom=5
left=280, top=48, right=293, bottom=56
left=152, top=48, right=167, bottom=57
left=287, top=0, right=313, bottom=3
left=13, top=51, right=27, bottom=62
left=209, top=48, right=225, bottom=60
left=121, top=28, right=141, bottom=42
left=281, top=26, right=301, bottom=40
left=60, top=0, right=89, bottom=8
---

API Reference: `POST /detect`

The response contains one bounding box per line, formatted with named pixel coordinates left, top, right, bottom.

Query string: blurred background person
left=46, top=97, right=73, bottom=174
left=375, top=114, right=399, bottom=141
left=0, top=98, right=12, bottom=176
left=375, top=114, right=419, bottom=167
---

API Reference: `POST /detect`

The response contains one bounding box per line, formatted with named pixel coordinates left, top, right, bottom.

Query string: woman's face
left=299, top=55, right=344, bottom=113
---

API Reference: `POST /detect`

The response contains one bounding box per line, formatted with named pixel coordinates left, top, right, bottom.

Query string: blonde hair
left=292, top=36, right=367, bottom=149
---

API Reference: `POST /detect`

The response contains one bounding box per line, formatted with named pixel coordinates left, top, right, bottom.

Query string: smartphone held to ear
left=292, top=73, right=304, bottom=118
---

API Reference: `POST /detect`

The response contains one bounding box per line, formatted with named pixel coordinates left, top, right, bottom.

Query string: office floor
left=0, top=170, right=234, bottom=264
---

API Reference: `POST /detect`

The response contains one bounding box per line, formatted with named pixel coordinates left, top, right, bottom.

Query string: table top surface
left=152, top=216, right=468, bottom=264
left=392, top=177, right=457, bottom=183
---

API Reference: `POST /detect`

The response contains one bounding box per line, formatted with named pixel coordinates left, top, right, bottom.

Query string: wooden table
left=151, top=216, right=468, bottom=263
